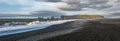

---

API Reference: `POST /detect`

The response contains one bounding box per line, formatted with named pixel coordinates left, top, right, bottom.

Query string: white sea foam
left=0, top=20, right=75, bottom=36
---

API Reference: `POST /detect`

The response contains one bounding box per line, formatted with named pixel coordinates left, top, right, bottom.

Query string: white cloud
left=0, top=0, right=60, bottom=14
left=0, top=0, right=120, bottom=18
left=30, top=2, right=59, bottom=11
left=53, top=0, right=113, bottom=11
left=56, top=2, right=81, bottom=11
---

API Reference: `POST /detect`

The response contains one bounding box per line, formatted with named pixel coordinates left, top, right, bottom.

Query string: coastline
left=0, top=19, right=119, bottom=41
left=42, top=18, right=120, bottom=41
left=0, top=21, right=80, bottom=41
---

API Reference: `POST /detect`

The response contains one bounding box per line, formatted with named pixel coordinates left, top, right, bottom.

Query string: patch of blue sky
left=0, top=2, right=31, bottom=12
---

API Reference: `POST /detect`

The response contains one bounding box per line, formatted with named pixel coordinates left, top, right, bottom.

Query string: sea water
left=0, top=20, right=74, bottom=36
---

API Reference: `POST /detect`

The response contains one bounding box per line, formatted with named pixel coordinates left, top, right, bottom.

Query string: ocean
left=0, top=20, right=74, bottom=36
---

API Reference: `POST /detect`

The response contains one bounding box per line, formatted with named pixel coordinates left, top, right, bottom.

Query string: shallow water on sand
left=0, top=20, right=75, bottom=36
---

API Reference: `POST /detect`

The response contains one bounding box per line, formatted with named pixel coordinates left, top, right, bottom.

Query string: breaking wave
left=0, top=20, right=74, bottom=36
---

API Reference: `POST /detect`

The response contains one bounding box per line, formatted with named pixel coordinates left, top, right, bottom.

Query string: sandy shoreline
left=43, top=18, right=120, bottom=41
left=0, top=19, right=120, bottom=41
left=0, top=20, right=84, bottom=41
left=18, top=27, right=81, bottom=41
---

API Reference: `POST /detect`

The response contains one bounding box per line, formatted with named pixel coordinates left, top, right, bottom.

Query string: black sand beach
left=0, top=19, right=120, bottom=41
left=0, top=20, right=84, bottom=41
left=42, top=19, right=120, bottom=41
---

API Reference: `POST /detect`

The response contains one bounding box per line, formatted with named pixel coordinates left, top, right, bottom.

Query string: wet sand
left=0, top=19, right=120, bottom=41
left=42, top=19, right=120, bottom=41
left=0, top=20, right=85, bottom=41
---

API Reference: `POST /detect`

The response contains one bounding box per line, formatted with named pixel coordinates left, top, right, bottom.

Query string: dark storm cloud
left=56, top=3, right=81, bottom=11
left=88, top=0, right=108, bottom=4
left=62, top=0, right=80, bottom=4
left=56, top=0, right=113, bottom=11
left=35, top=0, right=120, bottom=18
left=109, top=12, right=120, bottom=17
left=86, top=0, right=112, bottom=9
left=58, top=8, right=81, bottom=11
left=31, top=11, right=64, bottom=17
left=36, top=0, right=119, bottom=11
left=102, top=6, right=120, bottom=12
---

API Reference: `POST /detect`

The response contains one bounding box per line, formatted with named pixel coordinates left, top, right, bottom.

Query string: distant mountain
left=61, top=15, right=104, bottom=19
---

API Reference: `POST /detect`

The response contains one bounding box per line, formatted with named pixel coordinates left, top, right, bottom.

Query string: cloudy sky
left=0, top=0, right=120, bottom=18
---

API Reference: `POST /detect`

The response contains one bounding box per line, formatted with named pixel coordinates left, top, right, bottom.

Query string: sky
left=0, top=0, right=120, bottom=18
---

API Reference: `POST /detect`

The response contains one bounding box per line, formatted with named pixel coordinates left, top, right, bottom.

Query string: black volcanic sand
left=0, top=19, right=120, bottom=41
left=0, top=21, right=80, bottom=41
left=41, top=19, right=120, bottom=41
